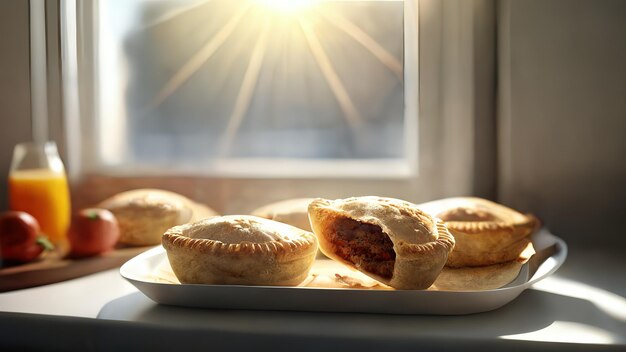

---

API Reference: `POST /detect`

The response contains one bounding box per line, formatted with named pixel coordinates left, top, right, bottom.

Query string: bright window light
left=532, top=276, right=626, bottom=322
left=500, top=276, right=626, bottom=344
left=501, top=321, right=617, bottom=345
left=254, top=0, right=318, bottom=14
left=91, top=0, right=416, bottom=177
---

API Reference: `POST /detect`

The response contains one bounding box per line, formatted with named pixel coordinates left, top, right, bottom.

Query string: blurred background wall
left=497, top=0, right=626, bottom=245
left=0, top=1, right=32, bottom=211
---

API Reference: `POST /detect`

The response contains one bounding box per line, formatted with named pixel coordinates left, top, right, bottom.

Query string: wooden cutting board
left=0, top=245, right=155, bottom=293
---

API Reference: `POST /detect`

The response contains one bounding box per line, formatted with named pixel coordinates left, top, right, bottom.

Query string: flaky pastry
left=251, top=198, right=315, bottom=231
left=308, top=197, right=455, bottom=290
left=162, top=215, right=318, bottom=286
left=99, top=189, right=219, bottom=246
left=418, top=197, right=538, bottom=268
left=431, top=242, right=535, bottom=290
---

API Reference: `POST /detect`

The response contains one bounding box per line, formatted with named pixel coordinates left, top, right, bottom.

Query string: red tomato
left=68, top=208, right=120, bottom=257
left=0, top=211, right=51, bottom=262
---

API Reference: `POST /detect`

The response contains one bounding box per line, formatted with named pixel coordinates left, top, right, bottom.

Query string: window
left=59, top=0, right=491, bottom=210
left=82, top=0, right=418, bottom=177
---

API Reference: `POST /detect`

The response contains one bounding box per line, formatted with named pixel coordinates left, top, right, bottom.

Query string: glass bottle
left=8, top=141, right=71, bottom=245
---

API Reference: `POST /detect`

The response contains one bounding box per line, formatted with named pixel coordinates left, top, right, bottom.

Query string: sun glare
left=144, top=0, right=406, bottom=156
left=254, top=0, right=318, bottom=14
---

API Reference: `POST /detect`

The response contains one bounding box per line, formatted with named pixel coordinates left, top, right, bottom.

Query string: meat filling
left=328, top=217, right=395, bottom=279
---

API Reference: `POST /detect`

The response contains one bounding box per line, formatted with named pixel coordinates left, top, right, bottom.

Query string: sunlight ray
left=140, top=0, right=213, bottom=30
left=299, top=17, right=362, bottom=127
left=219, top=20, right=271, bottom=155
left=147, top=4, right=250, bottom=111
left=320, top=10, right=403, bottom=80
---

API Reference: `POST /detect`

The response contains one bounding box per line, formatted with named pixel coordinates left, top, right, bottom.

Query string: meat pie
left=418, top=197, right=538, bottom=268
left=418, top=197, right=538, bottom=290
left=162, top=215, right=318, bottom=286
left=308, top=197, right=455, bottom=290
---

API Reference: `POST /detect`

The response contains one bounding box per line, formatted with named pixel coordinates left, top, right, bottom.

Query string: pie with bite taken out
left=308, top=197, right=455, bottom=290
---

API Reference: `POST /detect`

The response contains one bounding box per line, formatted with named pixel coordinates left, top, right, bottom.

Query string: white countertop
left=1, top=244, right=625, bottom=351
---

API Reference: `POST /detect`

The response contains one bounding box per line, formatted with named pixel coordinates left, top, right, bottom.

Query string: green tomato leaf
left=36, top=235, right=55, bottom=251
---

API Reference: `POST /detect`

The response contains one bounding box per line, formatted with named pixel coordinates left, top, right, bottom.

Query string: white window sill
left=91, top=158, right=415, bottom=179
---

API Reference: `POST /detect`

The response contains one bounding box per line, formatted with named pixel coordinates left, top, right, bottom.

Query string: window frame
left=78, top=0, right=420, bottom=179
left=52, top=0, right=497, bottom=212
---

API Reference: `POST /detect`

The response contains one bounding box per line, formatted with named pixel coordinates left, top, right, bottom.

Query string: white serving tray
left=120, top=230, right=567, bottom=315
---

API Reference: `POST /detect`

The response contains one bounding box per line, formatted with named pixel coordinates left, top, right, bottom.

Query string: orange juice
left=9, top=168, right=71, bottom=244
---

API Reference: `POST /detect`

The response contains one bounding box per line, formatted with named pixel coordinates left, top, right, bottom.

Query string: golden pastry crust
left=251, top=198, right=330, bottom=259
left=432, top=242, right=535, bottom=290
left=308, top=197, right=455, bottom=290
left=418, top=197, right=538, bottom=267
left=251, top=198, right=315, bottom=231
left=99, top=189, right=219, bottom=246
left=301, top=259, right=391, bottom=290
left=162, top=215, right=318, bottom=286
